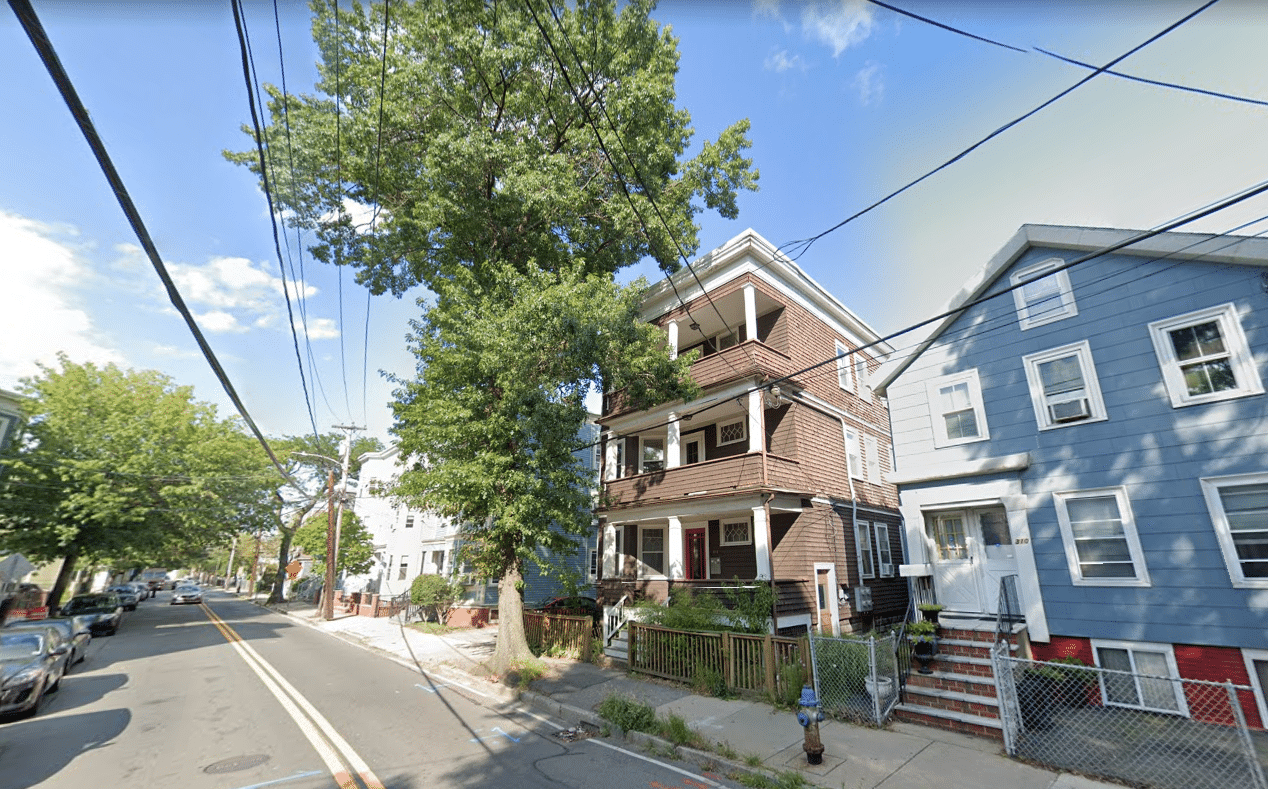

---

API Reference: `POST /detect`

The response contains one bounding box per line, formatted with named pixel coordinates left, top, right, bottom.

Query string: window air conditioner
left=853, top=585, right=873, bottom=612
left=1049, top=398, right=1090, bottom=423
left=880, top=563, right=894, bottom=578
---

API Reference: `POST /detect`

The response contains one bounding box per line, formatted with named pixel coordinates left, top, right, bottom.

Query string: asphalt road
left=0, top=590, right=742, bottom=789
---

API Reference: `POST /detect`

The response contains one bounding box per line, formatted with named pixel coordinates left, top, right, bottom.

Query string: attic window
left=1011, top=258, right=1077, bottom=329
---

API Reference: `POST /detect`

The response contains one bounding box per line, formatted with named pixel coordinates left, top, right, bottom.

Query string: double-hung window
left=1022, top=341, right=1107, bottom=429
left=1053, top=488, right=1150, bottom=586
left=926, top=370, right=989, bottom=448
left=843, top=427, right=863, bottom=479
left=640, top=436, right=665, bottom=473
left=865, top=435, right=881, bottom=483
left=1011, top=258, right=1077, bottom=329
left=639, top=527, right=665, bottom=576
left=836, top=341, right=853, bottom=391
left=1200, top=473, right=1268, bottom=587
left=855, top=521, right=875, bottom=579
left=1149, top=303, right=1263, bottom=407
left=1092, top=640, right=1187, bottom=715
left=874, top=523, right=893, bottom=576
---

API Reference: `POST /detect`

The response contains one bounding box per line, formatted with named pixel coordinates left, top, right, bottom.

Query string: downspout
left=763, top=491, right=776, bottom=632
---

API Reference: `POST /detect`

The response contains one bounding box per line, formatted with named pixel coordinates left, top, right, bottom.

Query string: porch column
left=752, top=505, right=772, bottom=579
left=602, top=521, right=619, bottom=577
left=666, top=412, right=681, bottom=469
left=667, top=320, right=679, bottom=360
left=743, top=283, right=758, bottom=343
left=667, top=516, right=684, bottom=579
left=748, top=389, right=763, bottom=454
left=604, top=432, right=619, bottom=481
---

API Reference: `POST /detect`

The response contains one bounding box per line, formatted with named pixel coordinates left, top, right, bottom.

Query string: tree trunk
left=45, top=544, right=81, bottom=613
left=267, top=527, right=294, bottom=604
left=490, top=562, right=534, bottom=675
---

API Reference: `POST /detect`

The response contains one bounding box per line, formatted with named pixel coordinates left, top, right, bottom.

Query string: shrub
left=775, top=663, right=806, bottom=708
left=410, top=574, right=463, bottom=624
left=657, top=714, right=703, bottom=749
left=692, top=664, right=728, bottom=698
left=597, top=695, right=657, bottom=734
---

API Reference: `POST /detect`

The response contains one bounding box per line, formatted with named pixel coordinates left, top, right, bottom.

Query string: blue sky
left=4, top=1, right=1267, bottom=445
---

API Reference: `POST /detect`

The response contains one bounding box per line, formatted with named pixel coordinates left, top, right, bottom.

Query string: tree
left=293, top=508, right=374, bottom=580
left=229, top=0, right=757, bottom=673
left=410, top=574, right=463, bottom=625
left=0, top=356, right=277, bottom=609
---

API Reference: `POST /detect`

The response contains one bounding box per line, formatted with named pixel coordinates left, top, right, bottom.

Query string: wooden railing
left=627, top=621, right=808, bottom=699
left=524, top=611, right=595, bottom=661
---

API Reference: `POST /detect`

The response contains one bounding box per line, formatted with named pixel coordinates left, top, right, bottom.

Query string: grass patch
left=658, top=714, right=705, bottom=749
left=744, top=753, right=764, bottom=767
left=717, top=741, right=739, bottom=760
left=509, top=658, right=547, bottom=689
left=409, top=621, right=455, bottom=635
left=598, top=695, right=658, bottom=734
left=733, top=770, right=810, bottom=789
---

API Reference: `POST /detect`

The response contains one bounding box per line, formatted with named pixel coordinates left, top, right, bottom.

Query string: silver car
left=3, top=618, right=90, bottom=668
left=0, top=628, right=69, bottom=718
left=170, top=585, right=202, bottom=605
left=107, top=586, right=139, bottom=611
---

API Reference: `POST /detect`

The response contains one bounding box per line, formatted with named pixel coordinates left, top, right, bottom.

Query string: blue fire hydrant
left=796, top=684, right=825, bottom=764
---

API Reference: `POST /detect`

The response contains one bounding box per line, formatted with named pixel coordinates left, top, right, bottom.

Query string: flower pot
left=865, top=675, right=894, bottom=702
left=912, top=639, right=937, bottom=674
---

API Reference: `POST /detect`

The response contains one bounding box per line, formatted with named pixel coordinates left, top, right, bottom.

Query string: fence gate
left=990, top=639, right=1021, bottom=754
left=810, top=634, right=900, bottom=727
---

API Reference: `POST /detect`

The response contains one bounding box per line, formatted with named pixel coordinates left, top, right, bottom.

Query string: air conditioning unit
left=1049, top=398, right=1090, bottom=423
left=853, top=585, right=873, bottom=612
left=880, top=563, right=894, bottom=578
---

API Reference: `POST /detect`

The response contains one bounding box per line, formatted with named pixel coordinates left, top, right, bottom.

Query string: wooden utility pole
left=323, top=469, right=336, bottom=620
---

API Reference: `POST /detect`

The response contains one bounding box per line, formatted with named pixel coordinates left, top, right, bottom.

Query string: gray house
left=876, top=224, right=1268, bottom=730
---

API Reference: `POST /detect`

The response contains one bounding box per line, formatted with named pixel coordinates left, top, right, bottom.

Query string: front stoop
left=894, top=618, right=1026, bottom=742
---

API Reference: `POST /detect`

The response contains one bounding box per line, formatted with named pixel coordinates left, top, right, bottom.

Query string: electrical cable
left=866, top=0, right=1025, bottom=53
left=1035, top=46, right=1268, bottom=108
left=7, top=0, right=302, bottom=488
left=779, top=0, right=1221, bottom=262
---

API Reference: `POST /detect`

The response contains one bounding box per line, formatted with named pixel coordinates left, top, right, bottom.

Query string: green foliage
left=510, top=658, right=547, bottom=690
left=408, top=621, right=454, bottom=636
left=720, top=581, right=778, bottom=634
left=409, top=574, right=464, bottom=625
left=597, top=695, right=658, bottom=734
left=733, top=770, right=809, bottom=789
left=907, top=620, right=937, bottom=642
left=775, top=663, right=807, bottom=709
left=293, top=508, right=374, bottom=578
left=917, top=603, right=944, bottom=613
left=692, top=664, right=728, bottom=699
left=658, top=714, right=703, bottom=749
left=635, top=582, right=776, bottom=635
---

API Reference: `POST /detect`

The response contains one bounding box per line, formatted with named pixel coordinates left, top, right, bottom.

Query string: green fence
left=628, top=621, right=808, bottom=699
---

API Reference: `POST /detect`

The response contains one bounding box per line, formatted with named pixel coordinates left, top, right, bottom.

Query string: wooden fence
left=628, top=621, right=808, bottom=699
left=523, top=612, right=594, bottom=661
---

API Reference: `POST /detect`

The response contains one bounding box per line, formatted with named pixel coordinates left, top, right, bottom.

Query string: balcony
left=600, top=453, right=807, bottom=512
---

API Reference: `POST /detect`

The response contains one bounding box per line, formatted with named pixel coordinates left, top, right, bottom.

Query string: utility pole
left=323, top=469, right=336, bottom=620
left=330, top=423, right=363, bottom=596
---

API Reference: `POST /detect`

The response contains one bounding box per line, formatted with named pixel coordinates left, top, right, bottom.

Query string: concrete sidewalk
left=255, top=596, right=1114, bottom=789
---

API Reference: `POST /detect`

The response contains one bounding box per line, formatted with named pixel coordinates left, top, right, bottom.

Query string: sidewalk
left=256, top=597, right=1115, bottom=789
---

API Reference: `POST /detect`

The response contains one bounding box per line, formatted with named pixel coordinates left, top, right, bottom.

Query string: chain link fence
left=810, top=633, right=901, bottom=726
left=991, top=642, right=1268, bottom=789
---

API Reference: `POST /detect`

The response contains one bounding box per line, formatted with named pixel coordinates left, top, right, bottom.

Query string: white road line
left=228, top=770, right=326, bottom=789
left=589, top=738, right=726, bottom=788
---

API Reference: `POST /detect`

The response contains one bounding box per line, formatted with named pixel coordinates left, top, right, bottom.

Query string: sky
left=3, top=0, right=1267, bottom=448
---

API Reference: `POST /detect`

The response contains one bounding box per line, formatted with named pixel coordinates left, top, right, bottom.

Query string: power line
left=1035, top=47, right=1268, bottom=109
left=779, top=0, right=1221, bottom=262
left=8, top=0, right=301, bottom=488
left=866, top=0, right=1025, bottom=53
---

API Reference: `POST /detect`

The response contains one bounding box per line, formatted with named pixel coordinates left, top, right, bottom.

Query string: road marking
left=468, top=726, right=521, bottom=744
left=414, top=681, right=453, bottom=693
left=589, top=739, right=725, bottom=788
left=228, top=770, right=326, bottom=789
left=202, top=604, right=386, bottom=789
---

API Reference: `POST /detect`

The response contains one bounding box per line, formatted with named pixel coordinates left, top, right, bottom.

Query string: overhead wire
left=1035, top=47, right=1268, bottom=108
left=7, top=0, right=302, bottom=488
left=865, top=0, right=1025, bottom=53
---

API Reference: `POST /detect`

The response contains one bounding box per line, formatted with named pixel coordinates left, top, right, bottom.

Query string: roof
left=873, top=223, right=1268, bottom=394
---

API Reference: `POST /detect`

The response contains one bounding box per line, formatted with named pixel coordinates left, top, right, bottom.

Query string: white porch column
left=603, top=521, right=618, bottom=577
left=743, top=283, right=758, bottom=343
left=604, top=432, right=619, bottom=481
left=747, top=388, right=763, bottom=454
left=667, top=516, right=684, bottom=579
left=667, top=320, right=679, bottom=360
left=752, top=506, right=772, bottom=580
left=666, top=412, right=681, bottom=469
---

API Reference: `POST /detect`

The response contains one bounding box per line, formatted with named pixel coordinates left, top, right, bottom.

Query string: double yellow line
left=203, top=604, right=386, bottom=789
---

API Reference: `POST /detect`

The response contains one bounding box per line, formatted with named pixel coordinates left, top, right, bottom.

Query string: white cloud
left=151, top=344, right=198, bottom=358
left=294, top=316, right=340, bottom=340
left=195, top=310, right=247, bottom=334
left=753, top=0, right=781, bottom=21
left=851, top=60, right=884, bottom=104
left=764, top=49, right=807, bottom=73
left=0, top=211, right=123, bottom=387
left=802, top=0, right=874, bottom=57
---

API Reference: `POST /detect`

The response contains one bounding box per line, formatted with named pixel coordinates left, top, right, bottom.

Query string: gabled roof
left=874, top=223, right=1268, bottom=394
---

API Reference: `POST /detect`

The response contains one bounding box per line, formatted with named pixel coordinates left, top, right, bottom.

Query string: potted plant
left=907, top=620, right=938, bottom=674
left=917, top=603, right=945, bottom=628
left=1050, top=656, right=1098, bottom=707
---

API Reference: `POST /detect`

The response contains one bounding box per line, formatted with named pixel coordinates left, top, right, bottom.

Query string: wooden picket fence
left=523, top=611, right=594, bottom=661
left=627, top=621, right=808, bottom=699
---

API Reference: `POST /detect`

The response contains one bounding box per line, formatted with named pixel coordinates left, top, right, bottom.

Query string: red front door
left=685, top=528, right=707, bottom=580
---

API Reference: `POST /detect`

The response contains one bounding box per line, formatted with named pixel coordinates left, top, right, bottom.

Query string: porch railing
left=994, top=573, right=1023, bottom=644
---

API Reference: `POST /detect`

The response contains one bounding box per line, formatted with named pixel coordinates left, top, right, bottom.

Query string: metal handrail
left=994, top=574, right=1022, bottom=644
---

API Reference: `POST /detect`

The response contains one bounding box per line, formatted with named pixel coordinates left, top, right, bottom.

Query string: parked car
left=0, top=627, right=70, bottom=718
left=106, top=586, right=139, bottom=611
left=534, top=596, right=602, bottom=632
left=170, top=585, right=203, bottom=606
left=60, top=593, right=123, bottom=636
left=4, top=618, right=90, bottom=668
left=128, top=582, right=152, bottom=601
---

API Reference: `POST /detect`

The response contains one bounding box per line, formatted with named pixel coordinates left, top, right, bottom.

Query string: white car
left=170, top=586, right=203, bottom=605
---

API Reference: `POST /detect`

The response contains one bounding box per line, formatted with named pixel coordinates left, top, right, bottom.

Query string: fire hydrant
left=796, top=685, right=825, bottom=765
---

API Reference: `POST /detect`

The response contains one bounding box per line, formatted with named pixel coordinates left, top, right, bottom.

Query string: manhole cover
left=203, top=754, right=271, bottom=774
left=552, top=721, right=600, bottom=742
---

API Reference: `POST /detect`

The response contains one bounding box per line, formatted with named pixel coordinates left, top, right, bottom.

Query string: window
left=1092, top=640, right=1186, bottom=715
left=398, top=555, right=409, bottom=581
left=640, top=527, right=665, bottom=576
left=432, top=550, right=445, bottom=575
left=855, top=521, right=875, bottom=578
left=1022, top=341, right=1107, bottom=429
left=1011, top=258, right=1077, bottom=329
left=1149, top=303, right=1263, bottom=407
left=721, top=520, right=752, bottom=546
left=1201, top=473, right=1268, bottom=588
left=865, top=435, right=881, bottom=483
left=588, top=548, right=598, bottom=581
left=843, top=428, right=862, bottom=479
left=836, top=341, right=853, bottom=390
left=1054, top=488, right=1150, bottom=586
left=405, top=514, right=415, bottom=528
left=874, top=523, right=893, bottom=576
left=640, top=437, right=665, bottom=473
left=925, top=370, right=989, bottom=448
left=717, top=419, right=746, bottom=447
left=682, top=436, right=702, bottom=465
left=1242, top=649, right=1268, bottom=728
left=854, top=357, right=869, bottom=398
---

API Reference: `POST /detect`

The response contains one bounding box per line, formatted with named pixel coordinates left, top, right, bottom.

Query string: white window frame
left=639, top=436, right=665, bottom=474
left=1053, top=487, right=1151, bottom=587
left=1241, top=648, right=1268, bottom=728
left=843, top=427, right=863, bottom=479
left=720, top=519, right=752, bottom=547
left=1011, top=257, right=1077, bottom=329
left=638, top=526, right=666, bottom=578
left=588, top=548, right=599, bottom=582
left=864, top=435, right=881, bottom=483
left=1022, top=340, right=1108, bottom=430
left=1200, top=472, right=1268, bottom=589
left=405, top=513, right=415, bottom=528
left=836, top=341, right=853, bottom=391
left=925, top=370, right=989, bottom=448
left=854, top=357, right=869, bottom=398
left=874, top=522, right=893, bottom=577
left=855, top=520, right=875, bottom=579
left=716, top=418, right=747, bottom=447
left=1148, top=302, right=1263, bottom=408
left=1091, top=639, right=1189, bottom=716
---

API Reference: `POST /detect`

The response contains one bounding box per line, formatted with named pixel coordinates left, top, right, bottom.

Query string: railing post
left=765, top=633, right=776, bottom=697
left=869, top=636, right=881, bottom=725
left=1227, top=681, right=1268, bottom=789
left=723, top=631, right=733, bottom=690
left=628, top=621, right=638, bottom=669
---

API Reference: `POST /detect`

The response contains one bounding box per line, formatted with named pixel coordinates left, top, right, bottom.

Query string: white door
left=927, top=513, right=982, bottom=612
left=976, top=507, right=1019, bottom=615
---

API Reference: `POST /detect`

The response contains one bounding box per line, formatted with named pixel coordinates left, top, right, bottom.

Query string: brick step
left=904, top=669, right=998, bottom=698
left=894, top=703, right=1004, bottom=741
left=920, top=651, right=997, bottom=679
left=899, top=683, right=1000, bottom=719
left=935, top=637, right=1017, bottom=659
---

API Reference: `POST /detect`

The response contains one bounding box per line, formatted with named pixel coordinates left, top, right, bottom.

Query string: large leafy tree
left=0, top=356, right=277, bottom=609
left=293, top=508, right=374, bottom=580
left=229, top=0, right=757, bottom=671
